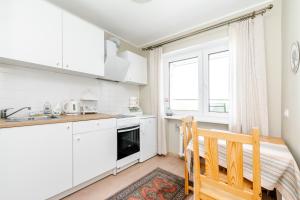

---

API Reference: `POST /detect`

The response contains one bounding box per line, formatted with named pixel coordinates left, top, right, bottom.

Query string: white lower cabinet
left=73, top=119, right=117, bottom=186
left=0, top=123, right=73, bottom=200
left=0, top=119, right=117, bottom=199
left=140, top=117, right=158, bottom=162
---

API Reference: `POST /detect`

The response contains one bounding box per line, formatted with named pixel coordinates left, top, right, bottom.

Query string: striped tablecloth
left=187, top=137, right=300, bottom=200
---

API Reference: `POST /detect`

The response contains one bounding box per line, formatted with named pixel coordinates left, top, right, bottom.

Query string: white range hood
left=104, top=40, right=129, bottom=82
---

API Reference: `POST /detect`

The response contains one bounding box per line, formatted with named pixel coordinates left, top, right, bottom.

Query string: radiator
left=178, top=125, right=184, bottom=157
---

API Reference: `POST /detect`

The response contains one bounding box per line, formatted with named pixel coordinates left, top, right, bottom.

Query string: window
left=165, top=40, right=230, bottom=122
left=208, top=51, right=230, bottom=113
left=169, top=57, right=199, bottom=110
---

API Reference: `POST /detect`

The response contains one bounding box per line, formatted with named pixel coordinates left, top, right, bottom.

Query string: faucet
left=0, top=107, right=31, bottom=119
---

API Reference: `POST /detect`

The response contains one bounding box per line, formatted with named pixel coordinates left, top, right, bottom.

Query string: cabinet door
left=63, top=11, right=104, bottom=76
left=0, top=123, right=73, bottom=200
left=122, top=52, right=147, bottom=85
left=140, top=118, right=157, bottom=162
left=0, top=0, right=62, bottom=68
left=73, top=128, right=116, bottom=186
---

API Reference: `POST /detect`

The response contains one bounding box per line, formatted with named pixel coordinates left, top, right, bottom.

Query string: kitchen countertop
left=0, top=113, right=115, bottom=129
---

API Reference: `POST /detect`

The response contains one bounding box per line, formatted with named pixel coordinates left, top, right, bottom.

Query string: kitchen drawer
left=73, top=118, right=116, bottom=134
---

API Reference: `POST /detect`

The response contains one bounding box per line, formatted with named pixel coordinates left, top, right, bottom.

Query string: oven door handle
left=118, top=126, right=140, bottom=133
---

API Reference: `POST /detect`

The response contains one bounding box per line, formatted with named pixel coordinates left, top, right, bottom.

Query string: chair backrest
left=191, top=121, right=261, bottom=200
left=181, top=116, right=195, bottom=195
left=181, top=116, right=194, bottom=149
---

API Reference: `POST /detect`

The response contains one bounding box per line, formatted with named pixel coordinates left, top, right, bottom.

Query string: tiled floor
left=63, top=155, right=187, bottom=200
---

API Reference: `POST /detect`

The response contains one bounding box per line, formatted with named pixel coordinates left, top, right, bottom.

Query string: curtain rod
left=142, top=4, right=273, bottom=51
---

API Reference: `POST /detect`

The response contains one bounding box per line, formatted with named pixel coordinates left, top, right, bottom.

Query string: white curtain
left=229, top=16, right=269, bottom=136
left=148, top=47, right=167, bottom=155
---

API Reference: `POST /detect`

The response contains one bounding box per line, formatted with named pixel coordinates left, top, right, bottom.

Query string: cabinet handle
left=76, top=137, right=81, bottom=141
left=67, top=126, right=70, bottom=130
left=65, top=64, right=69, bottom=68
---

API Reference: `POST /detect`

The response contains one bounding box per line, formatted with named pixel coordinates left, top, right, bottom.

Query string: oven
left=117, top=125, right=140, bottom=160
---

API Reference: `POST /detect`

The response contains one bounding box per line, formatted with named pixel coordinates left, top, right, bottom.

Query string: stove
left=115, top=115, right=140, bottom=172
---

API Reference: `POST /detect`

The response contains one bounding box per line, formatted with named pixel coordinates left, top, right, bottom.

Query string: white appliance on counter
left=80, top=100, right=98, bottom=114
left=63, top=100, right=81, bottom=115
left=80, top=90, right=98, bottom=114
left=128, top=96, right=143, bottom=115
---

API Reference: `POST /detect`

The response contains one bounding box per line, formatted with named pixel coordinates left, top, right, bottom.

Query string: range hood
left=104, top=40, right=129, bottom=82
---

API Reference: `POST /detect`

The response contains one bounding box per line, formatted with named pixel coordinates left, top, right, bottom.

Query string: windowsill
left=163, top=114, right=229, bottom=125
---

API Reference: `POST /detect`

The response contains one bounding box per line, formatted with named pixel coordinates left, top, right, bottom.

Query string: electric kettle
left=63, top=100, right=80, bottom=115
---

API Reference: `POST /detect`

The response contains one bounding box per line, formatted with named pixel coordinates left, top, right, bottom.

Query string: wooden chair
left=191, top=121, right=262, bottom=200
left=181, top=116, right=194, bottom=195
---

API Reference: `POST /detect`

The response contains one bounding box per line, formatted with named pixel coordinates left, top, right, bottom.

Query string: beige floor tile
left=63, top=155, right=274, bottom=200
left=63, top=155, right=185, bottom=200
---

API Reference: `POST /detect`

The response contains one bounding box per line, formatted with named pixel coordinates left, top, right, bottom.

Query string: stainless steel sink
left=5, top=115, right=61, bottom=122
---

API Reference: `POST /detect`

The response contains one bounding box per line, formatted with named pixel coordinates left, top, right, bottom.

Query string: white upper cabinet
left=0, top=1, right=105, bottom=77
left=120, top=51, right=147, bottom=85
left=0, top=0, right=62, bottom=68
left=63, top=11, right=104, bottom=76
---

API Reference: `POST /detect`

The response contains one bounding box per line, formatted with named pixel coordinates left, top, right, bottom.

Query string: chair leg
left=184, top=163, right=189, bottom=195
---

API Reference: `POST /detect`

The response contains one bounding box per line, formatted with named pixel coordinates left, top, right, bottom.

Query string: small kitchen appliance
left=128, top=96, right=142, bottom=115
left=80, top=100, right=98, bottom=114
left=80, top=90, right=98, bottom=114
left=63, top=100, right=80, bottom=115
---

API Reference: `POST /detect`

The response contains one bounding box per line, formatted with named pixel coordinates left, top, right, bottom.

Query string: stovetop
left=114, top=114, right=135, bottom=119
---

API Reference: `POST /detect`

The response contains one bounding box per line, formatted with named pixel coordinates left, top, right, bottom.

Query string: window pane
left=209, top=51, right=229, bottom=113
left=170, top=57, right=198, bottom=110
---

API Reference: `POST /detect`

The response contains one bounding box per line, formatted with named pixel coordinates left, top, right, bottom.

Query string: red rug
left=107, top=168, right=185, bottom=200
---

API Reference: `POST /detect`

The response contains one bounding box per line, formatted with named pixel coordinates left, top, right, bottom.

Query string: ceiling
left=47, top=0, right=271, bottom=47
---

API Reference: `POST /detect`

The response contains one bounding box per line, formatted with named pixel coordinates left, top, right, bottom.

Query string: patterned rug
left=107, top=168, right=185, bottom=200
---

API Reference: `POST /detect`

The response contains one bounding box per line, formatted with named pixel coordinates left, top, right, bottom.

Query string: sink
left=6, top=115, right=61, bottom=122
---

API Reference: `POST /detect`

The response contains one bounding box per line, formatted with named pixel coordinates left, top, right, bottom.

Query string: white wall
left=140, top=0, right=282, bottom=154
left=264, top=0, right=282, bottom=137
left=0, top=64, right=139, bottom=116
left=162, top=0, right=282, bottom=137
left=281, top=0, right=300, bottom=165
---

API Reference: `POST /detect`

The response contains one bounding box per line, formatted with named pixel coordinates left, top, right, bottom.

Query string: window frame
left=203, top=44, right=230, bottom=120
left=169, top=55, right=201, bottom=111
left=163, top=38, right=230, bottom=124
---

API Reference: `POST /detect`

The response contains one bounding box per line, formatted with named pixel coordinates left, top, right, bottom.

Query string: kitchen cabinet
left=120, top=51, right=147, bottom=85
left=73, top=119, right=116, bottom=186
left=0, top=0, right=62, bottom=68
left=0, top=1, right=105, bottom=77
left=0, top=123, right=73, bottom=200
left=140, top=117, right=157, bottom=162
left=63, top=11, right=105, bottom=76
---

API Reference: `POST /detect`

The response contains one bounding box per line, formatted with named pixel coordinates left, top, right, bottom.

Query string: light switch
left=284, top=109, right=289, bottom=118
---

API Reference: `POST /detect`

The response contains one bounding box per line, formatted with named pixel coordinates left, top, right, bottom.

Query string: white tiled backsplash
left=0, top=63, right=139, bottom=116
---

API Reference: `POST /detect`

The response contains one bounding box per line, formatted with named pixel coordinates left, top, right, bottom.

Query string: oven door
left=117, top=125, right=140, bottom=160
